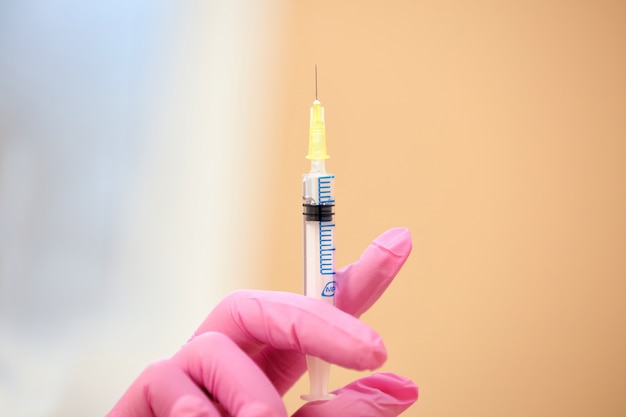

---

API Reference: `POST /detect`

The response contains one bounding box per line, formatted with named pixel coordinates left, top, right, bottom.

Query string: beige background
left=262, top=1, right=626, bottom=416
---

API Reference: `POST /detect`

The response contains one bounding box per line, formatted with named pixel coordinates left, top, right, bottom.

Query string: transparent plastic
left=301, top=99, right=336, bottom=402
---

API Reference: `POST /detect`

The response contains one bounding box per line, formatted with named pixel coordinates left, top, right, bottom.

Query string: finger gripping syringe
left=301, top=95, right=337, bottom=402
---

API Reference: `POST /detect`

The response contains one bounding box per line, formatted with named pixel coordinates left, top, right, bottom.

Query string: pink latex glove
left=107, top=228, right=417, bottom=417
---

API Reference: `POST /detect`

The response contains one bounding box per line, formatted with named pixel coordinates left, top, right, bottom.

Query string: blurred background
left=1, top=1, right=625, bottom=416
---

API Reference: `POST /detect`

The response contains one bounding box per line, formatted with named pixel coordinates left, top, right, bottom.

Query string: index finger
left=254, top=227, right=413, bottom=393
left=336, top=227, right=412, bottom=318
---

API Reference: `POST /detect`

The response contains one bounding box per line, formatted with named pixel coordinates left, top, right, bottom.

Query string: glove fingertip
left=359, top=372, right=418, bottom=405
left=371, top=227, right=412, bottom=259
left=335, top=228, right=413, bottom=318
left=293, top=373, right=418, bottom=417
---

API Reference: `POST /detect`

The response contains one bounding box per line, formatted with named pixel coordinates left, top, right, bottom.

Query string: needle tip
left=315, top=65, right=318, bottom=100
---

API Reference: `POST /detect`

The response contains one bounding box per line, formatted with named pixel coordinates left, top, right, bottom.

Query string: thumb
left=292, top=373, right=418, bottom=417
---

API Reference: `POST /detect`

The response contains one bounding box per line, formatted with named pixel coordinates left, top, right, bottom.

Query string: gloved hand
left=107, top=227, right=417, bottom=417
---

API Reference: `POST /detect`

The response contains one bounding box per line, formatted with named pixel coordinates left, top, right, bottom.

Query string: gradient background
left=1, top=1, right=625, bottom=416
left=271, top=1, right=626, bottom=416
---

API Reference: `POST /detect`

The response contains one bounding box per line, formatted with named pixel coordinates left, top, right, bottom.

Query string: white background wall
left=0, top=1, right=285, bottom=415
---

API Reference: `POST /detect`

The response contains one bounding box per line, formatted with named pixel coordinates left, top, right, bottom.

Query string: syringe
left=301, top=79, right=337, bottom=402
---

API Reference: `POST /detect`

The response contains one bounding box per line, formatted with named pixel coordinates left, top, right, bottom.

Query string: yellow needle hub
left=306, top=100, right=329, bottom=160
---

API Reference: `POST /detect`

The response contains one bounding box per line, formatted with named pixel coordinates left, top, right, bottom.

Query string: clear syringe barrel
left=301, top=165, right=336, bottom=402
left=302, top=170, right=336, bottom=301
